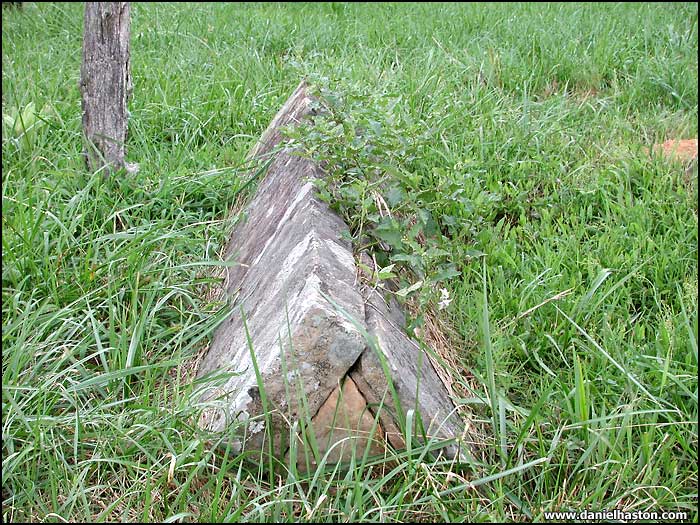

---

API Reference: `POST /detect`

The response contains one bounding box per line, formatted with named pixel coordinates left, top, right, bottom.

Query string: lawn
left=2, top=2, right=698, bottom=522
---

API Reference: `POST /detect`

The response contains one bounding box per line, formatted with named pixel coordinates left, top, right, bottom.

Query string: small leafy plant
left=284, top=78, right=484, bottom=318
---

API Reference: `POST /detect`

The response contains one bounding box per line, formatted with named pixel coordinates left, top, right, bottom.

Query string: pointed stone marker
left=197, top=81, right=469, bottom=464
left=197, top=82, right=367, bottom=455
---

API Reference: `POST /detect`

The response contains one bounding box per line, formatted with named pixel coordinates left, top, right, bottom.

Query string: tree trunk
left=80, top=2, right=131, bottom=173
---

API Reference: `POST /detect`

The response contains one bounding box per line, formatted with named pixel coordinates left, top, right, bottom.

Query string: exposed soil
left=652, top=138, right=698, bottom=163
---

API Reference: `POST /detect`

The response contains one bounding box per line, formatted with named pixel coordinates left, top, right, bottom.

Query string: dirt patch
left=652, top=138, right=698, bottom=163
left=647, top=139, right=698, bottom=196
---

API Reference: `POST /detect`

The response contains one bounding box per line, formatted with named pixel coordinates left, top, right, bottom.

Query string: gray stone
left=197, top=82, right=367, bottom=454
left=350, top=287, right=468, bottom=460
left=196, top=81, right=469, bottom=463
left=81, top=2, right=132, bottom=173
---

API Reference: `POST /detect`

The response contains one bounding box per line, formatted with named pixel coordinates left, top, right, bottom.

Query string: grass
left=2, top=2, right=698, bottom=522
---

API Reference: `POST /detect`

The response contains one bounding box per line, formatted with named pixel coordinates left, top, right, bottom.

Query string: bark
left=80, top=2, right=131, bottom=173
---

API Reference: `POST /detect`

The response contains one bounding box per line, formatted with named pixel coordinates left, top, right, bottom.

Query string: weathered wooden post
left=80, top=2, right=132, bottom=173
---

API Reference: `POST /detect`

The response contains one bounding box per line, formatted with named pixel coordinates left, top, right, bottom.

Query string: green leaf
left=17, top=102, right=36, bottom=135
left=357, top=261, right=373, bottom=275
left=441, top=214, right=458, bottom=227
left=368, top=119, right=383, bottom=137
left=373, top=218, right=403, bottom=247
left=424, top=247, right=450, bottom=258
left=3, top=114, right=16, bottom=129
left=391, top=252, right=423, bottom=270
left=377, top=263, right=397, bottom=280
left=385, top=185, right=406, bottom=207
left=396, top=280, right=424, bottom=297
left=432, top=266, right=461, bottom=282
left=418, top=208, right=439, bottom=236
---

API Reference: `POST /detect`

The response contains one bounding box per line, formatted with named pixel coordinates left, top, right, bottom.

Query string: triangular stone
left=196, top=81, right=470, bottom=465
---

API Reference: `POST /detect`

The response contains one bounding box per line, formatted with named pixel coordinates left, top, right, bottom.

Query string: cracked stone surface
left=350, top=287, right=467, bottom=459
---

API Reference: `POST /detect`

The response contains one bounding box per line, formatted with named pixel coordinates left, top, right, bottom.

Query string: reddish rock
left=289, top=377, right=389, bottom=469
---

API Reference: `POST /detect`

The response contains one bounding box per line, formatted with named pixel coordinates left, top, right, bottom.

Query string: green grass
left=2, top=2, right=698, bottom=522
